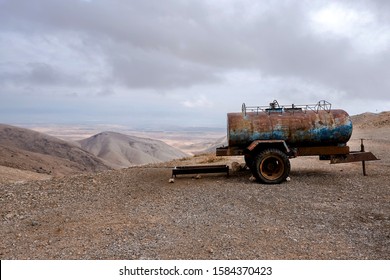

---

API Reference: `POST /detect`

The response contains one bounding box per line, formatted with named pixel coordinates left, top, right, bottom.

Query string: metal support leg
left=361, top=139, right=367, bottom=176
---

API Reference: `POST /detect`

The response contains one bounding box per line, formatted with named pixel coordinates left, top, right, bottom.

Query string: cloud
left=96, top=88, right=114, bottom=97
left=108, top=47, right=220, bottom=89
left=1, top=0, right=390, bottom=125
left=182, top=95, right=213, bottom=108
left=0, top=62, right=84, bottom=87
left=310, top=2, right=390, bottom=54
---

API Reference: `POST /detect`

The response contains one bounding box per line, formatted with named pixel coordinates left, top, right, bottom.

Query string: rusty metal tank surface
left=227, top=109, right=353, bottom=148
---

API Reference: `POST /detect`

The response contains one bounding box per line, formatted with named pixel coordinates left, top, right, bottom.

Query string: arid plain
left=0, top=112, right=389, bottom=259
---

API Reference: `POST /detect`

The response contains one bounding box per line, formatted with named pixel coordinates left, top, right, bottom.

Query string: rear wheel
left=253, top=149, right=290, bottom=184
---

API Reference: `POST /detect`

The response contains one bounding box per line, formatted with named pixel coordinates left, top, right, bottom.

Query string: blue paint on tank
left=227, top=109, right=353, bottom=147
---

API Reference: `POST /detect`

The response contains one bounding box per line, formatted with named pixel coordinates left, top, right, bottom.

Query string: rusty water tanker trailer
left=216, top=100, right=379, bottom=184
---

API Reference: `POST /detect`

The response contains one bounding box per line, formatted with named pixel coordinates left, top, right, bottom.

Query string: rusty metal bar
left=330, top=151, right=379, bottom=164
left=242, top=100, right=332, bottom=116
left=216, top=146, right=243, bottom=156
left=172, top=165, right=229, bottom=178
left=361, top=139, right=366, bottom=176
left=216, top=146, right=229, bottom=156
left=297, top=146, right=350, bottom=156
left=329, top=139, right=379, bottom=175
left=247, top=140, right=290, bottom=153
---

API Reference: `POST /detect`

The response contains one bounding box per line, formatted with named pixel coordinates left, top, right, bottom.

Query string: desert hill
left=0, top=124, right=110, bottom=176
left=351, top=111, right=390, bottom=129
left=78, top=131, right=188, bottom=168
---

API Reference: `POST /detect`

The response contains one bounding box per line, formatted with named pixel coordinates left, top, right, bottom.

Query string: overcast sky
left=1, top=0, right=390, bottom=128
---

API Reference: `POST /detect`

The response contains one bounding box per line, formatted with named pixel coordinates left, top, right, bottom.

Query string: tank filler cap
left=269, top=100, right=280, bottom=109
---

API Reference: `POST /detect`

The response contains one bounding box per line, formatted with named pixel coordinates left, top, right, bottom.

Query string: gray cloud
left=108, top=48, right=221, bottom=89
left=1, top=0, right=389, bottom=125
left=0, top=62, right=87, bottom=88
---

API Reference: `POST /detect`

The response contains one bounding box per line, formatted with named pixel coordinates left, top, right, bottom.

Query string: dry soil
left=0, top=128, right=389, bottom=259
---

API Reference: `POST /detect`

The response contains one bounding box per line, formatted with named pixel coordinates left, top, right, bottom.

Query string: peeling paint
left=228, top=110, right=352, bottom=147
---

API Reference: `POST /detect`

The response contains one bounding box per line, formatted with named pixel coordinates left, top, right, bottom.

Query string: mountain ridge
left=0, top=123, right=110, bottom=176
left=350, top=111, right=390, bottom=129
left=78, top=131, right=189, bottom=168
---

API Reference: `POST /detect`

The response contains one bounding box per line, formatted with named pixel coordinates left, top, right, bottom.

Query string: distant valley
left=20, top=123, right=226, bottom=155
left=0, top=124, right=191, bottom=182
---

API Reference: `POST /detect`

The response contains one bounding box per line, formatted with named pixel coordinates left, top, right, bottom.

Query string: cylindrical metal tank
left=228, top=109, right=353, bottom=147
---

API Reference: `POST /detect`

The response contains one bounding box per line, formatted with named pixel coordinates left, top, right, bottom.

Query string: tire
left=252, top=148, right=290, bottom=184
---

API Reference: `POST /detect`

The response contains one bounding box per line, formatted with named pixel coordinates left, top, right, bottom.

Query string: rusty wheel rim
left=259, top=155, right=284, bottom=181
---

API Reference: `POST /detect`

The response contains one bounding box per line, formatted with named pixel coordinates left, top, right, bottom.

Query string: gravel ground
left=1, top=127, right=389, bottom=260
left=1, top=150, right=389, bottom=260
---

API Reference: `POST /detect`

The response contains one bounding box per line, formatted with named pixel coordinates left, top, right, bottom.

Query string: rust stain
left=228, top=109, right=352, bottom=148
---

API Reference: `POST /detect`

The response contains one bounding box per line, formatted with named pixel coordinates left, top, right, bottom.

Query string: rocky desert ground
left=0, top=113, right=389, bottom=260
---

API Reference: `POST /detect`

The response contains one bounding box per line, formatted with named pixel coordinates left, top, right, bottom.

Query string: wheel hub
left=260, top=156, right=284, bottom=180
